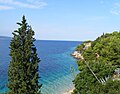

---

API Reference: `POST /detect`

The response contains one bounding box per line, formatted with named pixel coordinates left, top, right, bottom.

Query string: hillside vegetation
left=73, top=32, right=120, bottom=94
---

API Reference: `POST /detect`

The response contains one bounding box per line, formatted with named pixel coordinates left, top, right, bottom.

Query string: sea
left=0, top=36, right=81, bottom=94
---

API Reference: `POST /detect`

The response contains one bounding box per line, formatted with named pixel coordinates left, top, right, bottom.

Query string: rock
left=71, top=51, right=84, bottom=60
left=83, top=42, right=91, bottom=50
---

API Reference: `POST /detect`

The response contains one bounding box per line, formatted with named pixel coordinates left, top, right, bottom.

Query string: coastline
left=71, top=51, right=84, bottom=60
left=63, top=88, right=74, bottom=94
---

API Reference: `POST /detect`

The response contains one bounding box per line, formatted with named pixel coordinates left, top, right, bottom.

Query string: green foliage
left=7, top=16, right=42, bottom=94
left=73, top=61, right=116, bottom=94
left=73, top=32, right=120, bottom=94
left=82, top=32, right=120, bottom=66
left=102, top=79, right=120, bottom=94
left=75, top=43, right=84, bottom=52
left=75, top=40, right=91, bottom=52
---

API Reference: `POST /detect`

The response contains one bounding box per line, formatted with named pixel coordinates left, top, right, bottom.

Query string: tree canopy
left=73, top=31, right=120, bottom=94
left=7, top=16, right=42, bottom=94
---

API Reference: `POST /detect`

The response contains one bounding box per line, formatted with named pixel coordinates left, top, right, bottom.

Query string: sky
left=1, top=0, right=120, bottom=41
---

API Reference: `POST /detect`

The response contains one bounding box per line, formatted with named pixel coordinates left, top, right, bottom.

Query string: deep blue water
left=0, top=37, right=81, bottom=94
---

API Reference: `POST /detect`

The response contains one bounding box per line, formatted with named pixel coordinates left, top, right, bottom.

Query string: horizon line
left=0, top=36, right=85, bottom=42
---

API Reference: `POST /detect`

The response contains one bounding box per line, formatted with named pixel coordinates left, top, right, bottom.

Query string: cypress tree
left=7, top=16, right=42, bottom=94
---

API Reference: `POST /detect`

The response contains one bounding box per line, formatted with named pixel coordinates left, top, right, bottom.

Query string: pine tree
left=7, top=16, right=42, bottom=94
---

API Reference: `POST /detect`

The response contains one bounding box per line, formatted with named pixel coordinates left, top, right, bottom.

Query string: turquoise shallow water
left=0, top=37, right=81, bottom=94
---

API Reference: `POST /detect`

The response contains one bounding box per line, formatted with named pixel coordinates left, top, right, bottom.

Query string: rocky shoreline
left=68, top=42, right=91, bottom=94
left=71, top=51, right=84, bottom=60
left=71, top=42, right=91, bottom=60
